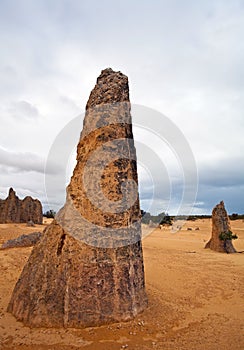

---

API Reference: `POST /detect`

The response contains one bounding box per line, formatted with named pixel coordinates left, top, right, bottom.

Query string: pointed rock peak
left=8, top=187, right=16, bottom=196
left=214, top=201, right=226, bottom=213
left=100, top=67, right=116, bottom=76
left=98, top=67, right=127, bottom=80
left=86, top=68, right=129, bottom=110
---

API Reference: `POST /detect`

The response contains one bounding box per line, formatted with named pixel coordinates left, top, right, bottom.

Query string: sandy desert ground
left=0, top=218, right=243, bottom=350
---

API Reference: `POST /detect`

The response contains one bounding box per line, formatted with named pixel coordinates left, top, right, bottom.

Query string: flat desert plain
left=0, top=219, right=243, bottom=350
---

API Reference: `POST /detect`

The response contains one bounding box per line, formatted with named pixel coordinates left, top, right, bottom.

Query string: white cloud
left=0, top=147, right=62, bottom=175
left=8, top=100, right=39, bottom=119
left=0, top=147, right=44, bottom=173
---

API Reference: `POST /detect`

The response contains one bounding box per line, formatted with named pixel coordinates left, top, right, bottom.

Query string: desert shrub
left=159, top=214, right=172, bottom=226
left=141, top=210, right=172, bottom=225
left=186, top=216, right=197, bottom=221
left=229, top=213, right=244, bottom=220
left=229, top=213, right=239, bottom=220
left=219, top=230, right=238, bottom=241
left=43, top=210, right=56, bottom=218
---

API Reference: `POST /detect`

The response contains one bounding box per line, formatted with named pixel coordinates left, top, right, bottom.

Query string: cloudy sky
left=0, top=0, right=243, bottom=215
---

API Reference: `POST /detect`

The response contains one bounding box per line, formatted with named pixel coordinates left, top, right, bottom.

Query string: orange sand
left=0, top=219, right=243, bottom=350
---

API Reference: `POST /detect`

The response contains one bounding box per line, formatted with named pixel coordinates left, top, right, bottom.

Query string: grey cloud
left=195, top=185, right=244, bottom=215
left=8, top=101, right=39, bottom=120
left=0, top=147, right=60, bottom=174
left=0, top=147, right=44, bottom=173
left=198, top=156, right=244, bottom=188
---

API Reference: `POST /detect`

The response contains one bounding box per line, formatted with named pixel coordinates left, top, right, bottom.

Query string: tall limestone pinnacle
left=8, top=68, right=148, bottom=327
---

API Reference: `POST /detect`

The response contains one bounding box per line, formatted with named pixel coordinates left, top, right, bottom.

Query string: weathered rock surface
left=0, top=232, right=42, bottom=250
left=26, top=220, right=35, bottom=227
left=0, top=188, right=43, bottom=224
left=205, top=201, right=236, bottom=253
left=8, top=68, right=147, bottom=328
